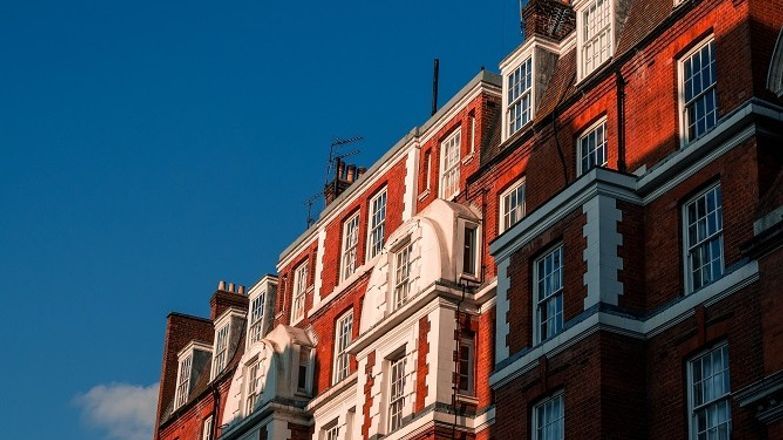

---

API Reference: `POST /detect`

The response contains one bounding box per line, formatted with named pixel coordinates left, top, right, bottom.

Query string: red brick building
left=153, top=0, right=783, bottom=439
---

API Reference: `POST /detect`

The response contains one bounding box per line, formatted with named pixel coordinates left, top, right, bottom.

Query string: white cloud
left=75, top=382, right=159, bottom=440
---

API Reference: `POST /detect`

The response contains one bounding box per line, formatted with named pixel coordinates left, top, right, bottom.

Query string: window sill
left=417, top=189, right=430, bottom=201
left=461, top=153, right=475, bottom=166
left=456, top=393, right=478, bottom=405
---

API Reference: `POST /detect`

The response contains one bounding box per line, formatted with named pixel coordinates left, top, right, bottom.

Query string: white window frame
left=576, top=0, right=614, bottom=81
left=341, top=212, right=361, bottom=282
left=505, top=57, right=533, bottom=138
left=248, top=290, right=266, bottom=345
left=202, top=415, right=214, bottom=440
left=457, top=336, right=475, bottom=396
left=367, top=188, right=387, bottom=260
left=678, top=37, right=718, bottom=147
left=291, top=260, right=309, bottom=323
left=682, top=183, right=724, bottom=294
left=333, top=310, right=354, bottom=384
left=577, top=117, right=608, bottom=176
left=211, top=323, right=230, bottom=379
left=392, top=240, right=414, bottom=311
left=439, top=130, right=462, bottom=200
left=687, top=343, right=732, bottom=440
left=532, top=392, right=564, bottom=440
left=457, top=219, right=481, bottom=281
left=533, top=244, right=564, bottom=344
left=323, top=421, right=340, bottom=440
left=499, top=178, right=526, bottom=233
left=174, top=354, right=193, bottom=409
left=387, top=355, right=407, bottom=432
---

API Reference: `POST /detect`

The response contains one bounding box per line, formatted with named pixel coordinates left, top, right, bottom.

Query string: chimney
left=324, top=159, right=366, bottom=206
left=522, top=0, right=575, bottom=42
left=210, top=280, right=249, bottom=320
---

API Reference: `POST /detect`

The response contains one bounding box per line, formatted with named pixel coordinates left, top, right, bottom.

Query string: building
left=153, top=0, right=783, bottom=439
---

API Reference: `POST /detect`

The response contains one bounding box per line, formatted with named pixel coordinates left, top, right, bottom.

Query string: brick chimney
left=522, top=0, right=575, bottom=42
left=210, top=280, right=249, bottom=320
left=324, top=158, right=366, bottom=206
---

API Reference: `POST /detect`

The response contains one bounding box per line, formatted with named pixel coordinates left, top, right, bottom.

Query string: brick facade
left=152, top=0, right=783, bottom=439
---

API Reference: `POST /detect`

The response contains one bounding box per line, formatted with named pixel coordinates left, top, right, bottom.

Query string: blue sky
left=0, top=1, right=520, bottom=438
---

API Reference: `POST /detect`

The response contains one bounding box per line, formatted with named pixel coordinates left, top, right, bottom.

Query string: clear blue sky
left=0, top=1, right=520, bottom=439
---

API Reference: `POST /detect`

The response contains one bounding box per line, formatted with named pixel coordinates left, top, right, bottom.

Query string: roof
left=278, top=69, right=501, bottom=263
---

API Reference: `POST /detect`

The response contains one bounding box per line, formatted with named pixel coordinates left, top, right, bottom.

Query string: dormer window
left=506, top=57, right=533, bottom=137
left=174, top=354, right=192, bottom=409
left=174, top=341, right=212, bottom=410
left=577, top=0, right=613, bottom=80
left=210, top=308, right=244, bottom=380
left=248, top=291, right=265, bottom=344
left=212, top=324, right=230, bottom=377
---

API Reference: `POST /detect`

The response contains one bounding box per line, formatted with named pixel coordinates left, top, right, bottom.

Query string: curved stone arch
left=360, top=199, right=480, bottom=333
left=221, top=339, right=276, bottom=427
left=768, top=26, right=783, bottom=97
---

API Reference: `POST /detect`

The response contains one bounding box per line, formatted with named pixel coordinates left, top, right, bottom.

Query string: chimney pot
left=218, top=280, right=226, bottom=291
left=228, top=282, right=235, bottom=293
left=238, top=285, right=246, bottom=295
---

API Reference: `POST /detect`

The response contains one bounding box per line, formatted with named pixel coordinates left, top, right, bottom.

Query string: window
left=393, top=242, right=413, bottom=310
left=533, top=393, right=564, bottom=440
left=507, top=57, right=533, bottom=137
left=291, top=261, right=308, bottom=322
left=683, top=184, right=724, bottom=293
left=581, top=0, right=612, bottom=77
left=201, top=415, right=213, bottom=440
left=249, top=291, right=265, bottom=344
left=333, top=311, right=354, bottom=384
left=368, top=189, right=387, bottom=259
left=341, top=213, right=360, bottom=281
left=500, top=179, right=526, bottom=232
left=423, top=151, right=432, bottom=192
left=687, top=344, right=732, bottom=440
left=680, top=38, right=718, bottom=144
left=324, top=422, right=340, bottom=440
left=461, top=224, right=479, bottom=279
left=174, top=355, right=192, bottom=409
left=457, top=336, right=475, bottom=395
left=578, top=118, right=608, bottom=175
left=439, top=130, right=462, bottom=199
left=469, top=113, right=477, bottom=156
left=297, top=347, right=311, bottom=393
left=245, top=358, right=263, bottom=414
left=212, top=324, right=230, bottom=377
left=534, top=245, right=564, bottom=343
left=388, top=356, right=406, bottom=432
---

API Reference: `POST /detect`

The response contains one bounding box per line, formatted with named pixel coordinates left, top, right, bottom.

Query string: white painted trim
left=495, top=259, right=511, bottom=365
left=490, top=260, right=759, bottom=387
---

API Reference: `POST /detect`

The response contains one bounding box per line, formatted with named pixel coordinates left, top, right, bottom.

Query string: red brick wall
left=505, top=209, right=587, bottom=353
left=643, top=139, right=758, bottom=310
left=415, top=316, right=430, bottom=412
left=154, top=313, right=214, bottom=438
